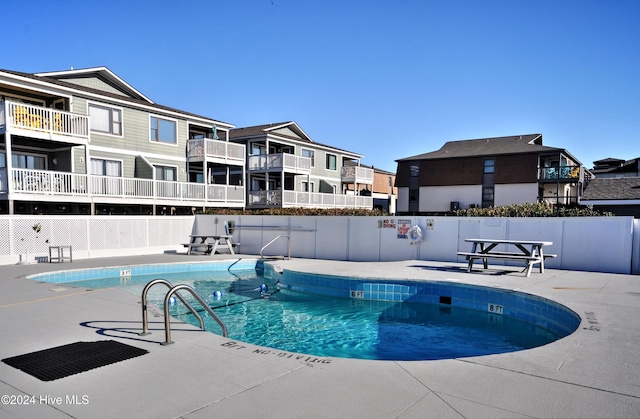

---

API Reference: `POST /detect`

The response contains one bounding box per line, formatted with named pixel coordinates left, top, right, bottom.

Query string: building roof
left=0, top=68, right=233, bottom=128
left=593, top=157, right=626, bottom=166
left=343, top=159, right=395, bottom=175
left=582, top=177, right=640, bottom=200
left=591, top=157, right=640, bottom=176
left=35, top=67, right=154, bottom=104
left=229, top=122, right=311, bottom=142
left=230, top=121, right=364, bottom=158
left=396, top=134, right=578, bottom=163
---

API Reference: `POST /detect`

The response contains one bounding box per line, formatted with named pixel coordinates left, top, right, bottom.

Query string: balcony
left=187, top=139, right=245, bottom=165
left=538, top=165, right=581, bottom=181
left=341, top=166, right=374, bottom=184
left=248, top=153, right=311, bottom=174
left=3, top=168, right=244, bottom=206
left=248, top=190, right=372, bottom=209
left=538, top=196, right=580, bottom=205
left=0, top=101, right=89, bottom=144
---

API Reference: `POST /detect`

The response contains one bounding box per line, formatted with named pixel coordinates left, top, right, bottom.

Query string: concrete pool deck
left=0, top=253, right=639, bottom=418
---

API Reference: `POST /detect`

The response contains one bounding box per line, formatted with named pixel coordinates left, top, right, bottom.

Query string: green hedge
left=204, top=208, right=388, bottom=216
left=204, top=203, right=613, bottom=217
left=454, top=203, right=613, bottom=217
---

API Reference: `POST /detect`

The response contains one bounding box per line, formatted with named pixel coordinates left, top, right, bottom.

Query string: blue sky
left=4, top=0, right=639, bottom=172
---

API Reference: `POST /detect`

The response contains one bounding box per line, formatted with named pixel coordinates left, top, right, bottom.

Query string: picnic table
left=183, top=234, right=236, bottom=255
left=457, top=239, right=555, bottom=277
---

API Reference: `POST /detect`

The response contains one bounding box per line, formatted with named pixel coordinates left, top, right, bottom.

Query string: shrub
left=204, top=207, right=388, bottom=217
left=453, top=203, right=614, bottom=217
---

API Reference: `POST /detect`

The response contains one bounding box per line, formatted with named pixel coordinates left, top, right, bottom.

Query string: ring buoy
left=408, top=225, right=423, bottom=245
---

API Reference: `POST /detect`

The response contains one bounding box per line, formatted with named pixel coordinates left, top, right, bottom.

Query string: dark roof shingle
left=396, top=134, right=567, bottom=161
left=0, top=69, right=231, bottom=126
left=582, top=177, right=640, bottom=200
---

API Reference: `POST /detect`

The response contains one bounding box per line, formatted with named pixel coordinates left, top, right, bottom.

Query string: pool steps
left=139, top=278, right=228, bottom=345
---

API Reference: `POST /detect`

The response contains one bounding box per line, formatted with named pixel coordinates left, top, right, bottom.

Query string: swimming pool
left=31, top=260, right=581, bottom=361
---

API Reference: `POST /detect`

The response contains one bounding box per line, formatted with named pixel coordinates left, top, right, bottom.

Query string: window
left=91, top=158, right=122, bottom=195
left=302, top=181, right=315, bottom=192
left=410, top=163, right=419, bottom=177
left=251, top=144, right=265, bottom=155
left=189, top=131, right=206, bottom=140
left=155, top=165, right=176, bottom=181
left=284, top=175, right=294, bottom=190
left=482, top=187, right=494, bottom=203
left=91, top=158, right=121, bottom=176
left=12, top=153, right=46, bottom=170
left=302, top=149, right=315, bottom=167
left=89, top=104, right=122, bottom=135
left=326, top=153, right=337, bottom=170
left=484, top=158, right=495, bottom=174
left=150, top=116, right=177, bottom=144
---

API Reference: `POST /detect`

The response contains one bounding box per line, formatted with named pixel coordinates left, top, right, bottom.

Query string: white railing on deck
left=341, top=166, right=374, bottom=184
left=88, top=175, right=154, bottom=198
left=187, top=139, right=245, bottom=163
left=2, top=101, right=89, bottom=139
left=248, top=153, right=311, bottom=173
left=207, top=184, right=245, bottom=203
left=156, top=180, right=205, bottom=201
left=248, top=190, right=372, bottom=209
left=9, top=168, right=243, bottom=204
left=11, top=169, right=88, bottom=195
left=283, top=154, right=311, bottom=172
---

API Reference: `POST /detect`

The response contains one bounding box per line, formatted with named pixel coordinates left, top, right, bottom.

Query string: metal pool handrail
left=139, top=279, right=228, bottom=344
left=162, top=284, right=228, bottom=345
left=260, top=234, right=291, bottom=260
left=139, top=278, right=204, bottom=336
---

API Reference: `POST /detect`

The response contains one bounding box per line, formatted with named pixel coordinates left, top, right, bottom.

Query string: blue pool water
left=34, top=261, right=579, bottom=361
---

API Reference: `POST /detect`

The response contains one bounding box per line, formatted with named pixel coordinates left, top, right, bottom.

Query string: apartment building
left=581, top=157, right=640, bottom=217
left=229, top=122, right=373, bottom=209
left=344, top=161, right=396, bottom=213
left=1, top=66, right=383, bottom=215
left=0, top=67, right=243, bottom=215
left=395, top=134, right=587, bottom=215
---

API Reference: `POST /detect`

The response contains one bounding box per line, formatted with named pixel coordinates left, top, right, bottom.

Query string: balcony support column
left=5, top=131, right=14, bottom=195
left=5, top=130, right=15, bottom=215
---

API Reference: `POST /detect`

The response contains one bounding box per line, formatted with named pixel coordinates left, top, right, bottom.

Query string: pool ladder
left=139, top=279, right=228, bottom=345
left=260, top=234, right=291, bottom=260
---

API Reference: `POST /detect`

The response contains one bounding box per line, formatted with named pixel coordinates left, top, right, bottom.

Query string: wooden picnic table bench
left=458, top=239, right=556, bottom=277
left=182, top=234, right=238, bottom=255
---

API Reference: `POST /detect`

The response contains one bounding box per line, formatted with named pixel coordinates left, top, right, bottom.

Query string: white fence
left=0, top=216, right=194, bottom=265
left=0, top=215, right=638, bottom=275
left=197, top=215, right=639, bottom=275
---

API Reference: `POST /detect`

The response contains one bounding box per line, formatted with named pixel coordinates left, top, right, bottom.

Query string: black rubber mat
left=2, top=340, right=148, bottom=381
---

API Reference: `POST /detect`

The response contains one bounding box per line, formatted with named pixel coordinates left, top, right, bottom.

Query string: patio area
left=1, top=254, right=639, bottom=418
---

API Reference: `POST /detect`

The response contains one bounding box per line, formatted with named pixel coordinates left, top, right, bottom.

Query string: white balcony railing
left=248, top=190, right=372, bottom=209
left=1, top=101, right=89, bottom=140
left=6, top=168, right=244, bottom=205
left=187, top=139, right=245, bottom=164
left=341, top=166, right=374, bottom=184
left=207, top=184, right=245, bottom=203
left=248, top=153, right=311, bottom=174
